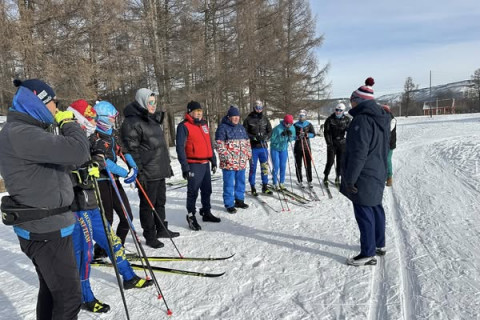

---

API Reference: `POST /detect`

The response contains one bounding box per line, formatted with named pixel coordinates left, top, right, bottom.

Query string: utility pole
left=429, top=70, right=432, bottom=118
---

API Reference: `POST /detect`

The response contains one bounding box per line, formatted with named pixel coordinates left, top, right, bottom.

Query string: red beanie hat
left=70, top=99, right=97, bottom=120
left=284, top=114, right=294, bottom=124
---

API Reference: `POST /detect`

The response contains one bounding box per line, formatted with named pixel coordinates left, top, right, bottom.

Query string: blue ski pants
left=72, top=208, right=136, bottom=303
left=186, top=162, right=212, bottom=213
left=222, top=169, right=246, bottom=208
left=270, top=149, right=288, bottom=185
left=248, top=147, right=269, bottom=186
left=353, top=204, right=386, bottom=257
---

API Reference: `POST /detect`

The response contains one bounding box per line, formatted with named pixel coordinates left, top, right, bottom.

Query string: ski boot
left=262, top=184, right=273, bottom=195
left=346, top=254, right=377, bottom=266
left=186, top=213, right=202, bottom=231
left=235, top=199, right=249, bottom=209
left=226, top=207, right=237, bottom=214
left=323, top=176, right=329, bottom=187
left=279, top=183, right=286, bottom=190
left=93, top=243, right=108, bottom=260
left=146, top=238, right=164, bottom=249
left=251, top=186, right=258, bottom=197
left=376, top=247, right=387, bottom=256
left=124, top=275, right=154, bottom=290
left=82, top=298, right=110, bottom=313
left=200, top=208, right=221, bottom=222
left=307, top=181, right=313, bottom=189
left=296, top=181, right=304, bottom=189
left=156, top=222, right=180, bottom=238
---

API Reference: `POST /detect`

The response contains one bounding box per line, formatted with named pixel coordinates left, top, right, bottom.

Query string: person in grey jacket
left=0, top=79, right=90, bottom=319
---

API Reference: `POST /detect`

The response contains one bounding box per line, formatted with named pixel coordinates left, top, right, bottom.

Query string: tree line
left=0, top=0, right=328, bottom=145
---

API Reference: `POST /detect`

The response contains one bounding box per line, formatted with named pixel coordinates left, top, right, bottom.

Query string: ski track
left=1, top=114, right=480, bottom=319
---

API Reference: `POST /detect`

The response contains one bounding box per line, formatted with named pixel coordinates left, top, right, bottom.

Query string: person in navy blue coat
left=341, top=83, right=391, bottom=266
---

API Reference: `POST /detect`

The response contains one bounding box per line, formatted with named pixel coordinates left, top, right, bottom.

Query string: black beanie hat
left=187, top=101, right=202, bottom=113
left=14, top=79, right=55, bottom=105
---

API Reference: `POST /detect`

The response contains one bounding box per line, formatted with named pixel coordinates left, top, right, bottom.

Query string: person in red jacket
left=175, top=101, right=219, bottom=231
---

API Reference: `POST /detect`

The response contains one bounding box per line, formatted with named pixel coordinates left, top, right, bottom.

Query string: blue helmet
left=94, top=101, right=118, bottom=132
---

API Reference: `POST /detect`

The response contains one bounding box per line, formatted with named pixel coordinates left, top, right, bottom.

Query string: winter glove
left=255, top=132, right=265, bottom=141
left=211, top=165, right=217, bottom=174
left=345, top=184, right=358, bottom=195
left=54, top=110, right=75, bottom=128
left=298, top=131, right=306, bottom=140
left=183, top=171, right=194, bottom=180
left=91, top=139, right=109, bottom=157
left=124, top=167, right=138, bottom=184
left=281, top=130, right=288, bottom=137
left=87, top=164, right=100, bottom=178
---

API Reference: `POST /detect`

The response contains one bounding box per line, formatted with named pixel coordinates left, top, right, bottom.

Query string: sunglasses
left=148, top=100, right=156, bottom=106
left=335, top=109, right=344, bottom=112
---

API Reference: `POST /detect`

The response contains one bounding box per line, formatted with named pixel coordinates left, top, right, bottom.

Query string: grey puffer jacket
left=0, top=111, right=90, bottom=239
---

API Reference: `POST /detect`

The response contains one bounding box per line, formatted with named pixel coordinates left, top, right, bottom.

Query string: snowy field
left=0, top=113, right=479, bottom=320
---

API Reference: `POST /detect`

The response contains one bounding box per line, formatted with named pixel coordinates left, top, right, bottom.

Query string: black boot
left=156, top=221, right=180, bottom=238
left=146, top=238, right=164, bottom=249
left=123, top=275, right=154, bottom=290
left=226, top=207, right=237, bottom=214
left=200, top=208, right=221, bottom=222
left=93, top=243, right=107, bottom=260
left=82, top=298, right=110, bottom=313
left=251, top=186, right=258, bottom=196
left=235, top=199, right=249, bottom=209
left=186, top=213, right=202, bottom=231
left=262, top=184, right=273, bottom=194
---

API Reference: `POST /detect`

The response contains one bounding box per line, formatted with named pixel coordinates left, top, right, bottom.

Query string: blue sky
left=309, top=0, right=480, bottom=98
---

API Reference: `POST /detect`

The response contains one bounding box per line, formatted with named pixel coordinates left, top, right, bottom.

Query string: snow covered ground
left=1, top=113, right=479, bottom=320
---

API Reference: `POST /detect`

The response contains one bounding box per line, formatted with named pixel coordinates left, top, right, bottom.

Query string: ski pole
left=260, top=140, right=289, bottom=212
left=90, top=163, right=131, bottom=320
left=302, top=136, right=326, bottom=196
left=119, top=152, right=183, bottom=258
left=105, top=165, right=173, bottom=315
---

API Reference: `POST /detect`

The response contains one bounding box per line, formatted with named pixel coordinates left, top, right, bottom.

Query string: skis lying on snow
left=303, top=187, right=320, bottom=201
left=166, top=176, right=221, bottom=190
left=267, top=185, right=310, bottom=204
left=125, top=253, right=235, bottom=262
left=91, top=260, right=225, bottom=278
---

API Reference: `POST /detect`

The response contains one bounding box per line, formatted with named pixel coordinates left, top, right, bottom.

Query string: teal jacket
left=270, top=121, right=296, bottom=151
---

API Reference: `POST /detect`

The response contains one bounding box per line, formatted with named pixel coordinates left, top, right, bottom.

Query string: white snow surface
left=1, top=113, right=480, bottom=320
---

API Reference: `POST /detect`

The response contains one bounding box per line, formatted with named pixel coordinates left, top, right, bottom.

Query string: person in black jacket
left=341, top=84, right=390, bottom=266
left=382, top=105, right=397, bottom=186
left=323, top=103, right=351, bottom=187
left=243, top=100, right=273, bottom=195
left=121, top=88, right=179, bottom=248
left=293, top=109, right=316, bottom=188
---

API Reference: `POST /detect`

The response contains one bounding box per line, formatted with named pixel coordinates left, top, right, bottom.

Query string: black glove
left=281, top=130, right=287, bottom=137
left=183, top=171, right=194, bottom=180
left=286, top=130, right=292, bottom=137
left=255, top=132, right=265, bottom=141
left=346, top=184, right=358, bottom=195
left=211, top=165, right=217, bottom=174
left=91, top=138, right=109, bottom=157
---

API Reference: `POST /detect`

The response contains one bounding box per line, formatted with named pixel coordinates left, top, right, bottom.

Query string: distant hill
left=375, top=80, right=473, bottom=104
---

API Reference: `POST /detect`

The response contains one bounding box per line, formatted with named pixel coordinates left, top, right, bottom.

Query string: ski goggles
left=254, top=105, right=263, bottom=111
left=147, top=100, right=156, bottom=106
left=335, top=108, right=344, bottom=112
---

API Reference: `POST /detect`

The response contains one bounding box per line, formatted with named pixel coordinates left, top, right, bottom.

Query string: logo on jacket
left=201, top=125, right=209, bottom=134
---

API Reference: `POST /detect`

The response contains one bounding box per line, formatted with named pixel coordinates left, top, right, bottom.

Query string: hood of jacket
left=348, top=100, right=390, bottom=133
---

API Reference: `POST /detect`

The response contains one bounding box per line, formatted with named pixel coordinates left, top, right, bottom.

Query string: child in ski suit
left=215, top=106, right=252, bottom=213
left=243, top=100, right=273, bottom=195
left=91, top=101, right=138, bottom=257
left=270, top=114, right=295, bottom=189
left=69, top=100, right=152, bottom=313
left=293, top=110, right=316, bottom=188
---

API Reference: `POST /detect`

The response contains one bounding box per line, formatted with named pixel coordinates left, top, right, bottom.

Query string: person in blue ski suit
left=243, top=100, right=273, bottom=195
left=293, top=110, right=316, bottom=188
left=91, top=101, right=138, bottom=256
left=68, top=100, right=152, bottom=313
left=270, top=114, right=295, bottom=189
left=341, top=84, right=390, bottom=266
left=215, top=106, right=252, bottom=213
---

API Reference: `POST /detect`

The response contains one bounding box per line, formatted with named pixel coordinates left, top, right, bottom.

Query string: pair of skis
left=91, top=253, right=234, bottom=278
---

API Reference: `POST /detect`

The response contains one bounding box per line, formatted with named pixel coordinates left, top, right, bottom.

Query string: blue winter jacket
left=215, top=116, right=251, bottom=170
left=270, top=121, right=296, bottom=151
left=340, top=100, right=391, bottom=206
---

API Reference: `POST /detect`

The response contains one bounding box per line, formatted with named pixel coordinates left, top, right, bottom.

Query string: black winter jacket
left=120, top=101, right=172, bottom=180
left=323, top=113, right=351, bottom=146
left=243, top=111, right=272, bottom=148
left=340, top=100, right=391, bottom=206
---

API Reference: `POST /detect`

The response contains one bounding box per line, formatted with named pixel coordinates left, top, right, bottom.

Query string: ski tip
left=167, top=309, right=173, bottom=316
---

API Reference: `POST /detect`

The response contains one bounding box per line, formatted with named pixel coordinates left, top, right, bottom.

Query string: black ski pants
left=323, top=143, right=345, bottom=178
left=97, top=179, right=133, bottom=244
left=138, top=179, right=166, bottom=241
left=19, top=236, right=81, bottom=320
left=186, top=162, right=212, bottom=214
left=294, top=150, right=312, bottom=183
